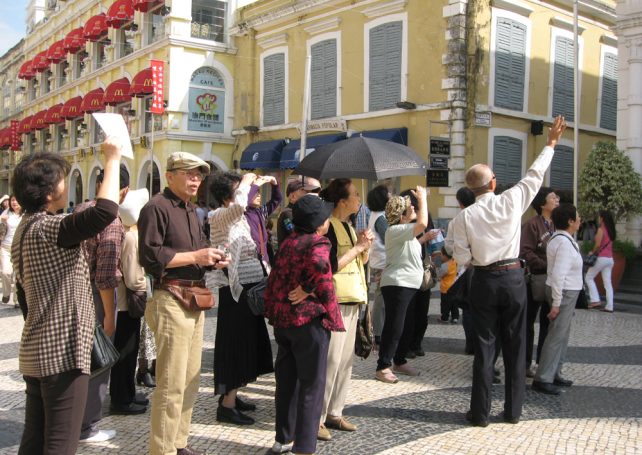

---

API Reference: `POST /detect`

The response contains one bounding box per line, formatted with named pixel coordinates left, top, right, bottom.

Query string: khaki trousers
left=145, top=290, right=204, bottom=455
left=320, top=304, right=360, bottom=423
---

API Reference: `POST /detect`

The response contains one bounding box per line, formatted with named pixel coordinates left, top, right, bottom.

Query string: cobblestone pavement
left=1, top=296, right=641, bottom=455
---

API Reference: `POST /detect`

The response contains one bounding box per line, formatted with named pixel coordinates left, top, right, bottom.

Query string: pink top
left=598, top=226, right=613, bottom=258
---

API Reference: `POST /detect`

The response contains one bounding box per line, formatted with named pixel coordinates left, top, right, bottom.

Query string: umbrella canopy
left=292, top=136, right=427, bottom=180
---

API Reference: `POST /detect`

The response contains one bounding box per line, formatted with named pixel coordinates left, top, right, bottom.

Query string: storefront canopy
left=103, top=78, right=132, bottom=105
left=18, top=60, right=36, bottom=80
left=129, top=67, right=153, bottom=97
left=47, top=40, right=67, bottom=63
left=80, top=88, right=105, bottom=113
left=134, top=0, right=163, bottom=12
left=0, top=129, right=10, bottom=148
left=64, top=27, right=86, bottom=53
left=240, top=140, right=287, bottom=170
left=61, top=96, right=84, bottom=119
left=84, top=13, right=109, bottom=41
left=107, top=0, right=135, bottom=29
left=32, top=110, right=49, bottom=130
left=18, top=116, right=34, bottom=134
left=45, top=103, right=65, bottom=125
left=357, top=127, right=408, bottom=145
left=279, top=133, right=347, bottom=169
left=32, top=51, right=51, bottom=72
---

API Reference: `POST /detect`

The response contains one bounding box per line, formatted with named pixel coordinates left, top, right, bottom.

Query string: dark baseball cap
left=292, top=194, right=333, bottom=233
left=97, top=163, right=130, bottom=190
left=286, top=177, right=321, bottom=196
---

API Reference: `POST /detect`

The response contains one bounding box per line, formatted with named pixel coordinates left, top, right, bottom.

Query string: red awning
left=61, top=96, right=84, bottom=119
left=45, top=103, right=65, bottom=124
left=32, top=110, right=49, bottom=130
left=47, top=40, right=67, bottom=63
left=84, top=13, right=109, bottom=41
left=133, top=0, right=163, bottom=13
left=107, top=0, right=135, bottom=29
left=32, top=51, right=51, bottom=72
left=104, top=77, right=132, bottom=105
left=18, top=60, right=36, bottom=80
left=18, top=116, right=34, bottom=134
left=80, top=88, right=105, bottom=113
left=63, top=27, right=86, bottom=53
left=129, top=67, right=153, bottom=97
left=0, top=129, right=9, bottom=148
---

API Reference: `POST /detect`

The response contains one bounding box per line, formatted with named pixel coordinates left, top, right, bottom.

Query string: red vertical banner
left=10, top=120, right=20, bottom=151
left=150, top=60, right=165, bottom=115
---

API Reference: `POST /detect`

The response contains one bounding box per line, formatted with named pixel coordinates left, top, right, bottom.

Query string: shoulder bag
left=355, top=304, right=374, bottom=359
left=419, top=254, right=437, bottom=291
left=246, top=223, right=270, bottom=316
left=584, top=240, right=610, bottom=268
left=126, top=287, right=147, bottom=318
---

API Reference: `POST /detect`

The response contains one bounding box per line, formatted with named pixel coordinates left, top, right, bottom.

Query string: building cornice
left=361, top=0, right=407, bottom=19
left=550, top=16, right=586, bottom=34
left=303, top=17, right=341, bottom=36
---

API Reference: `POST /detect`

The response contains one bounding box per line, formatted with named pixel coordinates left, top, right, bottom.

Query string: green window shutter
left=550, top=145, right=574, bottom=190
left=600, top=52, right=617, bottom=130
left=493, top=136, right=523, bottom=186
left=494, top=18, right=526, bottom=111
left=552, top=37, right=575, bottom=122
left=369, top=21, right=402, bottom=111
left=263, top=53, right=285, bottom=126
left=311, top=39, right=337, bottom=120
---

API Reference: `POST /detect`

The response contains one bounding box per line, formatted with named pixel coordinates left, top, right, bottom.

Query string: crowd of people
left=4, top=115, right=623, bottom=455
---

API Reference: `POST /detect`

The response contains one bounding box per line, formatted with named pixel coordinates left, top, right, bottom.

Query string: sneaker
left=317, top=423, right=332, bottom=441
left=451, top=318, right=459, bottom=324
left=392, top=363, right=420, bottom=377
left=375, top=369, right=399, bottom=384
left=80, top=429, right=116, bottom=443
left=271, top=441, right=293, bottom=453
left=525, top=366, right=536, bottom=378
left=2, top=296, right=9, bottom=304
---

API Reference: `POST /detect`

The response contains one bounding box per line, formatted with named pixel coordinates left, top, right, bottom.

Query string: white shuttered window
left=263, top=53, right=286, bottom=126
left=494, top=18, right=526, bottom=111
left=552, top=36, right=575, bottom=122
left=600, top=52, right=617, bottom=131
left=369, top=21, right=402, bottom=111
left=493, top=136, right=523, bottom=186
left=310, top=39, right=338, bottom=120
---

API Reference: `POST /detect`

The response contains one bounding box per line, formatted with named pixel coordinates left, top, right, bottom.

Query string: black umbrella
left=292, top=136, right=428, bottom=180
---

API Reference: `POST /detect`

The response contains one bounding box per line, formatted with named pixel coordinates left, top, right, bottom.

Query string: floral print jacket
left=264, top=231, right=344, bottom=331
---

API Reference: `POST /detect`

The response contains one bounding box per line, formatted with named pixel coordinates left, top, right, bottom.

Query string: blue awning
left=239, top=139, right=286, bottom=170
left=357, top=127, right=408, bottom=145
left=279, top=133, right=347, bottom=169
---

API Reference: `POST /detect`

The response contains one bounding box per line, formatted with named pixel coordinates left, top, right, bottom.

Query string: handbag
left=583, top=240, right=611, bottom=267
left=246, top=223, right=270, bottom=316
left=161, top=283, right=215, bottom=312
left=419, top=255, right=437, bottom=291
left=126, top=287, right=147, bottom=318
left=91, top=322, right=120, bottom=377
left=354, top=304, right=374, bottom=359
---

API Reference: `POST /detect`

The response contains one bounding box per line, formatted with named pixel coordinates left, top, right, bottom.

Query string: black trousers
left=19, top=369, right=89, bottom=455
left=377, top=286, right=417, bottom=371
left=469, top=268, right=527, bottom=421
left=526, top=282, right=550, bottom=368
left=440, top=292, right=460, bottom=321
left=409, top=288, right=431, bottom=352
left=274, top=318, right=330, bottom=455
left=109, top=311, right=141, bottom=405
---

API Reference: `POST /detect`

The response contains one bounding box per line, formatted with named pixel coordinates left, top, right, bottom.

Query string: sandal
left=588, top=303, right=602, bottom=309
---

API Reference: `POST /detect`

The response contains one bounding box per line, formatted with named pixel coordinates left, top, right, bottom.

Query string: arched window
left=188, top=67, right=225, bottom=133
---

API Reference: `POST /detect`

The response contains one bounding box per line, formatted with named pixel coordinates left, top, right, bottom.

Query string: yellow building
left=0, top=0, right=237, bottom=202
left=230, top=0, right=617, bottom=223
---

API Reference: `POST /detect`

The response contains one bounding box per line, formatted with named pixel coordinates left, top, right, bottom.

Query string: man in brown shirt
left=139, top=152, right=227, bottom=455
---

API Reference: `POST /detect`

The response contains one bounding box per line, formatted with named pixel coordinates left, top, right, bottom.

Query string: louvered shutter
left=369, top=21, right=402, bottom=111
left=552, top=37, right=575, bottom=122
left=263, top=53, right=285, bottom=126
left=493, top=136, right=523, bottom=186
left=550, top=145, right=574, bottom=190
left=494, top=18, right=526, bottom=111
left=600, top=52, right=617, bottom=130
left=311, top=39, right=337, bottom=120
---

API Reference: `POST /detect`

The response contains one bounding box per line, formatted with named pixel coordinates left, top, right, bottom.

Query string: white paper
left=91, top=113, right=134, bottom=159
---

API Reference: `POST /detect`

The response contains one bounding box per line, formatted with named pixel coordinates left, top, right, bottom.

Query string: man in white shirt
left=453, top=115, right=566, bottom=427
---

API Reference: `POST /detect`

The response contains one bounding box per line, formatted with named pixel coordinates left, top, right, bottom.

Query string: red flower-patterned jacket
left=264, top=231, right=345, bottom=331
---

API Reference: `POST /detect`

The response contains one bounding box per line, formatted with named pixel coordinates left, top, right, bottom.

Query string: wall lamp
left=243, top=125, right=259, bottom=133
left=127, top=109, right=136, bottom=116
left=160, top=6, right=171, bottom=16
left=396, top=101, right=417, bottom=110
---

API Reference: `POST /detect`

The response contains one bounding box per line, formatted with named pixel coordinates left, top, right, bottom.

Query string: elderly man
left=139, top=152, right=228, bottom=455
left=452, top=116, right=566, bottom=427
left=276, top=176, right=321, bottom=245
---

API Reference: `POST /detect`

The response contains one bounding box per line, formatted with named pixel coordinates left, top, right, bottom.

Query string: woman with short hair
left=12, top=140, right=122, bottom=455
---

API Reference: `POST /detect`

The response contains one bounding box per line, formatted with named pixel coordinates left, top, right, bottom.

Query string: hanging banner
left=150, top=59, right=165, bottom=115
left=10, top=120, right=20, bottom=151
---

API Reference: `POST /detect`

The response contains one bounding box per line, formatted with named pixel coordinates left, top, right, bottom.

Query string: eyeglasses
left=173, top=170, right=205, bottom=181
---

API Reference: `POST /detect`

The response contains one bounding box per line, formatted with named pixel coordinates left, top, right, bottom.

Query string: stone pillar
left=625, top=38, right=642, bottom=246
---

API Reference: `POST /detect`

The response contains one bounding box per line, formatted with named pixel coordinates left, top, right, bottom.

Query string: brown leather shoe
left=177, top=447, right=206, bottom=455
left=325, top=415, right=357, bottom=431
left=317, top=423, right=331, bottom=441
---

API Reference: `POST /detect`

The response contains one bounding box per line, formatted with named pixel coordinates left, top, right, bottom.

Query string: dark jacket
left=520, top=215, right=554, bottom=275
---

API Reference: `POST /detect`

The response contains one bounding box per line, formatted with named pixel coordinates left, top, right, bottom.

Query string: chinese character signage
left=429, top=137, right=451, bottom=156
left=150, top=59, right=164, bottom=115
left=11, top=120, right=20, bottom=151
left=188, top=67, right=225, bottom=133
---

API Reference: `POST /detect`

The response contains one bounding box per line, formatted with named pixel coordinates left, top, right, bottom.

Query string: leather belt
left=475, top=259, right=522, bottom=272
left=157, top=278, right=206, bottom=288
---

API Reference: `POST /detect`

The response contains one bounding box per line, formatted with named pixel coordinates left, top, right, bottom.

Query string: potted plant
left=578, top=141, right=642, bottom=291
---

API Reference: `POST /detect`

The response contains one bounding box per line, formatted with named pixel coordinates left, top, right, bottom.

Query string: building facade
left=0, top=0, right=238, bottom=202
left=230, top=0, right=618, bottom=225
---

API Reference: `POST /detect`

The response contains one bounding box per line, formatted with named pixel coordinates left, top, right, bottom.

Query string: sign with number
left=426, top=169, right=449, bottom=187
left=429, top=137, right=450, bottom=156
